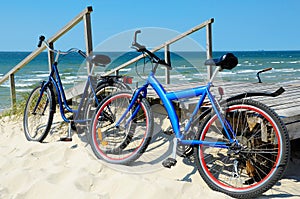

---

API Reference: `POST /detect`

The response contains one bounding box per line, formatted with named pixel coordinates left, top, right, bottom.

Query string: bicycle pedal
left=162, top=157, right=177, bottom=168
left=163, top=127, right=174, bottom=135
left=60, top=137, right=72, bottom=142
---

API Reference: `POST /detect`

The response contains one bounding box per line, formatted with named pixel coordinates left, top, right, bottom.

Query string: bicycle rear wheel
left=194, top=99, right=290, bottom=198
left=23, top=85, right=55, bottom=142
left=85, top=79, right=131, bottom=123
left=89, top=91, right=153, bottom=165
left=77, top=78, right=131, bottom=135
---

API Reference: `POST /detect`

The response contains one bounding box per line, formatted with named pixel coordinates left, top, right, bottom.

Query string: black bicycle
left=23, top=36, right=130, bottom=142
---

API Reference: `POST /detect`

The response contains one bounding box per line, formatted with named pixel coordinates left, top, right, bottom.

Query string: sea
left=1, top=50, right=300, bottom=111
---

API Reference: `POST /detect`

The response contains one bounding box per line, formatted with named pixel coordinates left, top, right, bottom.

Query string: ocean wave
left=21, top=78, right=43, bottom=82
left=16, top=88, right=33, bottom=92
left=61, top=79, right=78, bottom=84
left=0, top=82, right=33, bottom=88
left=16, top=83, right=34, bottom=87
left=273, top=68, right=297, bottom=72
left=287, top=61, right=300, bottom=64
left=64, top=76, right=77, bottom=80
left=270, top=61, right=284, bottom=64
left=33, top=70, right=48, bottom=74
left=268, top=60, right=300, bottom=64
left=236, top=69, right=260, bottom=74
left=36, top=74, right=49, bottom=77
left=220, top=71, right=236, bottom=76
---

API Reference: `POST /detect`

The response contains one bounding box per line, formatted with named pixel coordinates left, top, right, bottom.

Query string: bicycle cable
left=134, top=51, right=154, bottom=80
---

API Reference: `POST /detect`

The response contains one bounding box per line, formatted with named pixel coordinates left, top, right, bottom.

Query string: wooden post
left=164, top=45, right=171, bottom=84
left=47, top=42, right=54, bottom=71
left=206, top=19, right=213, bottom=80
left=0, top=6, right=94, bottom=111
left=9, top=74, right=16, bottom=110
left=83, top=7, right=93, bottom=73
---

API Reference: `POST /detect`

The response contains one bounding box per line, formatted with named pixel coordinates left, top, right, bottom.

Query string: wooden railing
left=0, top=6, right=93, bottom=109
left=102, top=18, right=214, bottom=83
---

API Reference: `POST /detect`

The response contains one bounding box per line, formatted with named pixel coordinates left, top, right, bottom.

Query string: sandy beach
left=0, top=113, right=299, bottom=199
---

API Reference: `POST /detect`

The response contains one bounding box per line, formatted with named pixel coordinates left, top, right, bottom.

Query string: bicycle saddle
left=204, top=53, right=238, bottom=70
left=88, top=54, right=111, bottom=66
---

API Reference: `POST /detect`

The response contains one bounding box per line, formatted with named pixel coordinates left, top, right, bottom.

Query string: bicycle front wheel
left=90, top=91, right=153, bottom=165
left=194, top=99, right=290, bottom=198
left=23, top=85, right=55, bottom=142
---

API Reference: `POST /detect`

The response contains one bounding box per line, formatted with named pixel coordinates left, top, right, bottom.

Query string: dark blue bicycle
left=23, top=36, right=130, bottom=142
left=89, top=30, right=290, bottom=198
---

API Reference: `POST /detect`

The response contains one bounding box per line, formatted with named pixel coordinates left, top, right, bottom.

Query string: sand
left=0, top=114, right=299, bottom=199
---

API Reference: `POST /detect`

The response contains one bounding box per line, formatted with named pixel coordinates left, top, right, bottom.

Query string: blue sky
left=1, top=0, right=299, bottom=51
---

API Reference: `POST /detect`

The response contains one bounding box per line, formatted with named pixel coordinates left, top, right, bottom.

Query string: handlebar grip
left=38, top=35, right=45, bottom=47
left=78, top=50, right=87, bottom=58
left=133, top=30, right=141, bottom=44
left=132, top=30, right=146, bottom=51
left=262, top=67, right=272, bottom=72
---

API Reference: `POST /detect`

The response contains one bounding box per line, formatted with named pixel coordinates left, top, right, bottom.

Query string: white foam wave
left=22, top=78, right=43, bottom=82
left=237, top=69, right=259, bottom=74
left=61, top=79, right=77, bottom=84
left=16, top=88, right=33, bottom=92
left=288, top=61, right=300, bottom=64
left=64, top=76, right=77, bottom=80
left=36, top=74, right=49, bottom=77
left=273, top=68, right=296, bottom=72
left=270, top=61, right=284, bottom=64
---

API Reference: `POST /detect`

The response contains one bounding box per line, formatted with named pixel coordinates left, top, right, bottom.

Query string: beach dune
left=0, top=115, right=299, bottom=199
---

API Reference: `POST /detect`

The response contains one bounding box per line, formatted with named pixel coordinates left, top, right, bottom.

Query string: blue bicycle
left=89, top=30, right=290, bottom=198
left=23, top=36, right=130, bottom=142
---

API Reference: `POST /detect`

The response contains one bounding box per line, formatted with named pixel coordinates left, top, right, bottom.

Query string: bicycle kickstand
left=162, top=137, right=178, bottom=168
left=60, top=121, right=74, bottom=142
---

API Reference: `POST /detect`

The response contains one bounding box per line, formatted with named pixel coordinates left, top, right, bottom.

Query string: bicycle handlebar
left=131, top=30, right=171, bottom=69
left=37, top=35, right=87, bottom=58
left=38, top=36, right=45, bottom=48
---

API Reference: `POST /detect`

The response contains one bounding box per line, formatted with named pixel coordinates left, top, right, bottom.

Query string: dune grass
left=0, top=92, right=30, bottom=120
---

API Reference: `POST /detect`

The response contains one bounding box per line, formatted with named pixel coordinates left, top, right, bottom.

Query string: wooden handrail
left=0, top=6, right=93, bottom=108
left=102, top=18, right=214, bottom=78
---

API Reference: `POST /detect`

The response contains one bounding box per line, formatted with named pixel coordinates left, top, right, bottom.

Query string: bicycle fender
left=191, top=87, right=285, bottom=125
left=225, top=87, right=285, bottom=102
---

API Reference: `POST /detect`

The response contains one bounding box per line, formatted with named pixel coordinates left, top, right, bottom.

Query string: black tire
left=76, top=79, right=131, bottom=136
left=23, top=85, right=55, bottom=142
left=89, top=91, right=153, bottom=165
left=193, top=99, right=290, bottom=198
left=85, top=79, right=131, bottom=123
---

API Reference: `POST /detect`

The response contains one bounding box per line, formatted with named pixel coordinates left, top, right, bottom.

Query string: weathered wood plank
left=47, top=6, right=93, bottom=44
left=65, top=78, right=300, bottom=139
left=102, top=18, right=214, bottom=76
left=0, top=7, right=93, bottom=85
left=83, top=10, right=93, bottom=73
left=0, top=6, right=93, bottom=109
left=9, top=74, right=16, bottom=109
left=147, top=80, right=300, bottom=140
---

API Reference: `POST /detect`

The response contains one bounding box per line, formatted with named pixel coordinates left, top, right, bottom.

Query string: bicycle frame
left=34, top=61, right=99, bottom=124
left=115, top=65, right=236, bottom=149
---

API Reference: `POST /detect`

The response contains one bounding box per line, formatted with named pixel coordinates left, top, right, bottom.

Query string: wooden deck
left=65, top=79, right=300, bottom=140
left=147, top=80, right=300, bottom=140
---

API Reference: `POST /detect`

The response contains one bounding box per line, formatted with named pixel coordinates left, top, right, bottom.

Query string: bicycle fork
left=115, top=87, right=146, bottom=128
